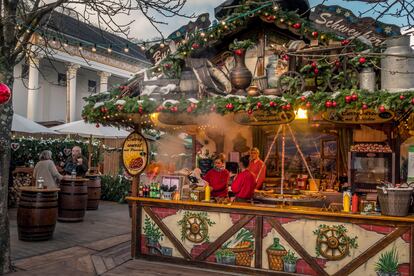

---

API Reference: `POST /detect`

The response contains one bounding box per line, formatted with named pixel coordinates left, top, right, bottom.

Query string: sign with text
left=122, top=132, right=148, bottom=176
left=322, top=109, right=394, bottom=124
left=309, top=5, right=400, bottom=47
left=233, top=110, right=295, bottom=126
left=146, top=13, right=210, bottom=64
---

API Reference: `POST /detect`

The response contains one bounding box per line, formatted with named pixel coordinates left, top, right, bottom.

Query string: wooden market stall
left=82, top=0, right=414, bottom=275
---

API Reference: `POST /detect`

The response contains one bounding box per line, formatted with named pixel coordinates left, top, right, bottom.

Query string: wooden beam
left=267, top=218, right=329, bottom=276
left=195, top=215, right=254, bottom=261
left=143, top=206, right=192, bottom=260
left=333, top=226, right=410, bottom=276
left=130, top=176, right=140, bottom=258
left=255, top=216, right=263, bottom=268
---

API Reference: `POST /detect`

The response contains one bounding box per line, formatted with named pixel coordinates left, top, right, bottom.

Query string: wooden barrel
left=17, top=187, right=59, bottom=241
left=86, top=175, right=101, bottom=210
left=58, top=177, right=88, bottom=222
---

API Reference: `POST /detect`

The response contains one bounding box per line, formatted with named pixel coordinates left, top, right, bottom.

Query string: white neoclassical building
left=13, top=12, right=150, bottom=124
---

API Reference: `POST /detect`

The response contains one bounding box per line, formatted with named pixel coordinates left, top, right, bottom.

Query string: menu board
left=122, top=132, right=148, bottom=176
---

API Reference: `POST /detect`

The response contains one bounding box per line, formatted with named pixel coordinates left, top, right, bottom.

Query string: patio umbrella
left=12, top=114, right=58, bottom=134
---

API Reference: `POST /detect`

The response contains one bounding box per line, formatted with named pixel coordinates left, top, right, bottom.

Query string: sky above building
left=127, top=0, right=407, bottom=41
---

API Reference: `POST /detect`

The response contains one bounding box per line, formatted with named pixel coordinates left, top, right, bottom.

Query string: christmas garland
left=81, top=86, right=414, bottom=127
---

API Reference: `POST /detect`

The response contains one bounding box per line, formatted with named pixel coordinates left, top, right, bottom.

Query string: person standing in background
left=34, top=150, right=63, bottom=188
left=248, top=147, right=266, bottom=190
left=64, top=146, right=88, bottom=176
left=231, top=155, right=256, bottom=202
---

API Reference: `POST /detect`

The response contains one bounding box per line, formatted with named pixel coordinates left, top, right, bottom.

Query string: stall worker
left=231, top=156, right=256, bottom=202
left=64, top=146, right=88, bottom=176
left=203, top=156, right=230, bottom=198
left=248, top=147, right=266, bottom=190
left=34, top=150, right=63, bottom=188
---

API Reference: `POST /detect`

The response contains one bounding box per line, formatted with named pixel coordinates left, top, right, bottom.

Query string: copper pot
left=247, top=85, right=260, bottom=97
left=230, top=50, right=252, bottom=96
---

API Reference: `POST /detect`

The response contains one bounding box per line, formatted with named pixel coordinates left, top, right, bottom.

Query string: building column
left=66, top=63, right=80, bottom=122
left=27, top=56, right=41, bottom=121
left=98, top=71, right=111, bottom=93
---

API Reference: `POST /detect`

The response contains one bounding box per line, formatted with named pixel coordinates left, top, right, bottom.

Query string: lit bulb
left=273, top=4, right=279, bottom=11
left=92, top=44, right=97, bottom=52
left=63, top=41, right=68, bottom=47
left=160, top=41, right=165, bottom=48
left=78, top=43, right=83, bottom=51
left=107, top=45, right=112, bottom=53
left=200, top=32, right=206, bottom=37
left=221, top=21, right=226, bottom=26
left=140, top=45, right=146, bottom=51
left=124, top=45, right=129, bottom=53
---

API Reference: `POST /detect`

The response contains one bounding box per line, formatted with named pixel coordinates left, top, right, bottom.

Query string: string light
left=78, top=43, right=83, bottom=51
left=160, top=40, right=165, bottom=48
left=107, top=44, right=112, bottom=53
left=92, top=44, right=97, bottom=52
left=124, top=44, right=129, bottom=53
left=63, top=40, right=68, bottom=47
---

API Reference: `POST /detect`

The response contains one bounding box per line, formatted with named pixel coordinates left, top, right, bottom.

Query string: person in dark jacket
left=64, top=146, right=88, bottom=176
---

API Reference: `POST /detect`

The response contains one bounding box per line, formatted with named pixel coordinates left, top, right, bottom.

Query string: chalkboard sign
left=198, top=158, right=213, bottom=176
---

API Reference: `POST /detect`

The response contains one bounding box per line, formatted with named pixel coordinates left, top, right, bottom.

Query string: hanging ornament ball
left=0, top=83, right=11, bottom=104
left=351, top=94, right=358, bottom=101
left=301, top=96, right=306, bottom=102
left=285, top=104, right=291, bottom=110
left=362, top=104, right=368, bottom=110
left=138, top=106, right=143, bottom=114
left=226, top=103, right=234, bottom=110
left=379, top=106, right=386, bottom=113
left=292, top=23, right=301, bottom=29
left=117, top=105, right=124, bottom=111
left=164, top=63, right=172, bottom=69
left=247, top=109, right=253, bottom=115
left=312, top=31, right=319, bottom=38
left=400, top=95, right=405, bottom=100
left=345, top=96, right=352, bottom=103
left=269, top=101, right=276, bottom=107
left=257, top=102, right=262, bottom=108
left=170, top=106, right=178, bottom=112
left=359, top=57, right=367, bottom=64
left=341, top=39, right=350, bottom=46
left=100, top=107, right=108, bottom=113
left=332, top=101, right=337, bottom=108
left=314, top=68, right=319, bottom=75
left=306, top=102, right=312, bottom=108
left=96, top=123, right=100, bottom=128
left=311, top=62, right=317, bottom=68
left=335, top=60, right=341, bottom=67
left=234, top=49, right=244, bottom=56
left=187, top=106, right=193, bottom=113
left=192, top=43, right=200, bottom=49
left=325, top=101, right=332, bottom=108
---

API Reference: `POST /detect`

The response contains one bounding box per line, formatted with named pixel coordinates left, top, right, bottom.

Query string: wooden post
left=131, top=174, right=140, bottom=258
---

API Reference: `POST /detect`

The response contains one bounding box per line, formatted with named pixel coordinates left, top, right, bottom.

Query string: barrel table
left=17, top=186, right=59, bottom=241
left=85, top=175, right=101, bottom=210
left=58, top=177, right=88, bottom=222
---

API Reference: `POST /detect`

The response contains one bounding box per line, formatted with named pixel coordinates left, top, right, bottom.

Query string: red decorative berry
left=192, top=43, right=200, bottom=49
left=411, top=98, right=414, bottom=105
left=311, top=62, right=317, bottom=68
left=306, top=102, right=312, bottom=108
left=187, top=106, right=193, bottom=113
left=400, top=95, right=405, bottom=100
left=301, top=96, right=306, bottom=102
left=312, top=31, right=318, bottom=38
left=345, top=96, right=352, bottom=103
left=341, top=39, right=350, bottom=46
left=325, top=101, right=332, bottom=108
left=234, top=49, right=244, bottom=56
left=226, top=103, right=234, bottom=110
left=95, top=123, right=100, bottom=128
left=351, top=94, right=358, bottom=101
left=314, top=68, right=319, bottom=75
left=100, top=107, right=108, bottom=113
left=359, top=57, right=366, bottom=64
left=190, top=103, right=197, bottom=109
left=335, top=60, right=341, bottom=67
left=247, top=109, right=253, bottom=115
left=164, top=63, right=172, bottom=69
left=281, top=54, right=289, bottom=61
left=257, top=102, right=262, bottom=108
left=362, top=104, right=368, bottom=110
left=266, top=15, right=276, bottom=22
left=379, top=106, right=386, bottom=113
left=292, top=23, right=301, bottom=29
left=332, top=101, right=337, bottom=108
left=170, top=106, right=178, bottom=112
left=138, top=106, right=143, bottom=114
left=285, top=104, right=291, bottom=110
left=117, top=105, right=124, bottom=111
left=269, top=101, right=276, bottom=107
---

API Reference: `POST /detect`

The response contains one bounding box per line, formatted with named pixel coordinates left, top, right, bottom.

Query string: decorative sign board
left=322, top=109, right=394, bottom=124
left=122, top=132, right=148, bottom=176
left=233, top=110, right=295, bottom=126
left=146, top=13, right=210, bottom=64
left=309, top=5, right=400, bottom=47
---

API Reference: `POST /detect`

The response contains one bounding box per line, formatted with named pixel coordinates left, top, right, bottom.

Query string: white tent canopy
left=51, top=120, right=129, bottom=138
left=12, top=114, right=58, bottom=134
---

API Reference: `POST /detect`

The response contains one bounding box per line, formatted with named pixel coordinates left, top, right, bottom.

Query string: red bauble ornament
left=269, top=101, right=276, bottom=107
left=257, top=102, right=262, bottom=108
left=306, top=102, right=312, bottom=108
left=95, top=123, right=100, bottom=128
left=400, top=95, right=405, bottom=100
left=314, top=68, right=319, bottom=75
left=266, top=15, right=276, bottom=22
left=226, top=103, right=234, bottom=110
left=282, top=54, right=289, bottom=61
left=332, top=101, right=337, bottom=108
left=341, top=39, right=350, bottom=46
left=301, top=96, right=306, bottom=102
left=247, top=109, right=253, bottom=115
left=187, top=106, right=193, bottom=113
left=285, top=104, right=291, bottom=110
left=351, top=94, right=358, bottom=101
left=359, top=57, right=366, bottom=64
left=170, top=106, right=178, bottom=112
left=379, top=106, right=386, bottom=113
left=325, top=101, right=332, bottom=108
left=100, top=107, right=108, bottom=113
left=234, top=49, right=244, bottom=56
left=192, top=43, right=200, bottom=49
left=335, top=60, right=341, bottom=67
left=292, top=23, right=301, bottom=29
left=164, top=63, right=172, bottom=69
left=138, top=106, right=143, bottom=114
left=190, top=103, right=197, bottom=109
left=345, top=96, right=352, bottom=103
left=311, top=62, right=317, bottom=68
left=362, top=104, right=368, bottom=110
left=117, top=105, right=124, bottom=111
left=411, top=98, right=414, bottom=105
left=312, top=31, right=318, bottom=38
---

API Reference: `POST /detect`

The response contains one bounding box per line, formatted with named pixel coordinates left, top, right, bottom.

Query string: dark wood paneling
left=267, top=218, right=329, bottom=276
left=143, top=206, right=192, bottom=260
left=411, top=225, right=414, bottom=276
left=195, top=215, right=254, bottom=261
left=255, top=216, right=263, bottom=268
left=333, top=226, right=410, bottom=276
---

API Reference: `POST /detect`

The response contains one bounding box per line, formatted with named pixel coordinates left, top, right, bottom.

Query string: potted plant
left=215, top=248, right=236, bottom=265
left=282, top=250, right=299, bottom=273
left=143, top=215, right=164, bottom=254
left=375, top=248, right=400, bottom=276
left=229, top=39, right=255, bottom=95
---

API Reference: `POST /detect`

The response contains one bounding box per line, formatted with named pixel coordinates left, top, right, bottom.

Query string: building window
left=88, top=80, right=97, bottom=93
left=58, top=73, right=67, bottom=86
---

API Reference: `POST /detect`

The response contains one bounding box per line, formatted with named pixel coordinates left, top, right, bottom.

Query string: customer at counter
left=34, top=150, right=63, bottom=188
left=248, top=147, right=266, bottom=190
left=63, top=146, right=88, bottom=176
left=203, top=156, right=230, bottom=198
left=231, top=156, right=256, bottom=202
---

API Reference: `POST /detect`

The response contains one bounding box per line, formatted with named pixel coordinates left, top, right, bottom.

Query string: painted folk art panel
left=140, top=207, right=411, bottom=275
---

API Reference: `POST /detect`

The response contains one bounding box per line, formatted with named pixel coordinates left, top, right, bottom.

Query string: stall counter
left=128, top=197, right=414, bottom=276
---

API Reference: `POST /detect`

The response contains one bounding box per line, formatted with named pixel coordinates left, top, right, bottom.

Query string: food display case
left=348, top=149, right=395, bottom=193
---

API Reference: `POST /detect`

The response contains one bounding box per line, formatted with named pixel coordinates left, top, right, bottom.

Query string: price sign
left=122, top=132, right=148, bottom=176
